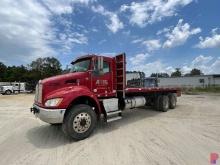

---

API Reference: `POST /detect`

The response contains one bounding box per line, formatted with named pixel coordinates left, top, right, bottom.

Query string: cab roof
left=71, top=54, right=114, bottom=64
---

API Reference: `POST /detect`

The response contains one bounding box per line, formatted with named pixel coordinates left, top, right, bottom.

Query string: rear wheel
left=169, top=93, right=177, bottom=109
left=155, top=95, right=169, bottom=112
left=62, top=104, right=97, bottom=140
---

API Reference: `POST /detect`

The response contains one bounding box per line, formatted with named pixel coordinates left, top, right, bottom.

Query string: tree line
left=0, top=57, right=63, bottom=88
left=0, top=57, right=204, bottom=86
left=151, top=68, right=203, bottom=78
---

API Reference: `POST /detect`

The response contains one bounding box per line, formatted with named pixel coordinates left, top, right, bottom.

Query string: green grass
left=182, top=86, right=220, bottom=94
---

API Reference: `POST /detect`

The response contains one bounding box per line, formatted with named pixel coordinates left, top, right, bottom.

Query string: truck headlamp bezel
left=45, top=98, right=63, bottom=107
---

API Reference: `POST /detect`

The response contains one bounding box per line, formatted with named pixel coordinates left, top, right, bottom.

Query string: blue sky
left=0, top=0, right=220, bottom=76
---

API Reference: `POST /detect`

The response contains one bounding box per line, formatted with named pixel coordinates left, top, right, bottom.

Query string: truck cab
left=0, top=82, right=26, bottom=95
left=31, top=53, right=181, bottom=140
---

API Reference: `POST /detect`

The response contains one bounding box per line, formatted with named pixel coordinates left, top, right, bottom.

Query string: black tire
left=5, top=90, right=12, bottom=95
left=50, top=123, right=61, bottom=126
left=169, top=93, right=177, bottom=109
left=156, top=95, right=169, bottom=112
left=62, top=104, right=97, bottom=140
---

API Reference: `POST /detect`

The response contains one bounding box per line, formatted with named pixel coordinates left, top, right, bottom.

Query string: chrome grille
left=35, top=81, right=42, bottom=103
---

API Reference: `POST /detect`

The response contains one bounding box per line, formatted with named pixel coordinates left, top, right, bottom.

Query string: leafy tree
left=190, top=68, right=203, bottom=76
left=126, top=71, right=145, bottom=78
left=151, top=73, right=169, bottom=78
left=29, top=57, right=62, bottom=79
left=1, top=64, right=28, bottom=82
left=63, top=65, right=71, bottom=74
left=0, top=57, right=62, bottom=90
left=0, top=62, right=7, bottom=81
left=171, top=68, right=182, bottom=77
left=139, top=72, right=145, bottom=79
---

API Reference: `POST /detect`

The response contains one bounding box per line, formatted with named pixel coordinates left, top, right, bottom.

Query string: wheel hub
left=73, top=112, right=91, bottom=133
left=80, top=119, right=86, bottom=127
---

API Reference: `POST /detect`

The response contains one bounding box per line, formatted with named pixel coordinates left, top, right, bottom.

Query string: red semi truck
left=31, top=53, right=181, bottom=140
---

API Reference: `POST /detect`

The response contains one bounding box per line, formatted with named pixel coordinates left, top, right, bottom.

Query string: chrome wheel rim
left=73, top=112, right=91, bottom=133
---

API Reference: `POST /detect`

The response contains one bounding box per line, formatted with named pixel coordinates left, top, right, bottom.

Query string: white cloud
left=43, top=0, right=95, bottom=15
left=163, top=19, right=201, bottom=48
left=132, top=38, right=144, bottom=44
left=181, top=65, right=192, bottom=73
left=107, top=14, right=124, bottom=33
left=195, top=29, right=220, bottom=48
left=191, top=55, right=213, bottom=66
left=129, top=55, right=220, bottom=76
left=182, top=55, right=220, bottom=74
left=98, top=52, right=116, bottom=57
left=133, top=19, right=200, bottom=51
left=157, top=27, right=172, bottom=35
left=43, top=0, right=73, bottom=15
left=120, top=0, right=193, bottom=27
left=0, top=0, right=90, bottom=65
left=120, top=1, right=149, bottom=27
left=122, top=30, right=131, bottom=36
left=211, top=57, right=220, bottom=73
left=129, top=53, right=150, bottom=65
left=91, top=5, right=123, bottom=33
left=91, top=27, right=98, bottom=32
left=57, top=32, right=88, bottom=51
left=128, top=53, right=176, bottom=76
left=98, top=39, right=107, bottom=45
left=142, top=39, right=161, bottom=51
left=130, top=60, right=175, bottom=76
left=0, top=0, right=53, bottom=64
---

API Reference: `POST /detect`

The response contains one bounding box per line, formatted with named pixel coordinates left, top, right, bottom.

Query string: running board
left=106, top=110, right=122, bottom=122
left=107, top=110, right=122, bottom=116
left=107, top=116, right=122, bottom=122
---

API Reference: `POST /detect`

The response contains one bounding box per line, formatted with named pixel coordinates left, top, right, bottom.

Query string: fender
left=43, top=86, right=102, bottom=113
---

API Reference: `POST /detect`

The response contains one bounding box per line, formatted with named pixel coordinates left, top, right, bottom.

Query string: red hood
left=35, top=72, right=90, bottom=107
left=42, top=72, right=86, bottom=85
left=40, top=72, right=89, bottom=101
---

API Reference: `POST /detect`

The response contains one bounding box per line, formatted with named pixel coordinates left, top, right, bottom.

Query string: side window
left=103, top=61, right=110, bottom=73
left=93, top=59, right=110, bottom=75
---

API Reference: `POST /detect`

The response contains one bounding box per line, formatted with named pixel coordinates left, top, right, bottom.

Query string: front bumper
left=30, top=104, right=66, bottom=124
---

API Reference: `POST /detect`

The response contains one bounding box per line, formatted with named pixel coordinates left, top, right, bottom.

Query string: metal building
left=157, top=75, right=220, bottom=88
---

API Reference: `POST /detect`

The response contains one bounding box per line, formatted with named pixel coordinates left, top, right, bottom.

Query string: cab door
left=91, top=56, right=113, bottom=97
left=13, top=83, right=19, bottom=91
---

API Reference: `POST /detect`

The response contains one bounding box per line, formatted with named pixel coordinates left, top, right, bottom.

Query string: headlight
left=45, top=98, right=63, bottom=107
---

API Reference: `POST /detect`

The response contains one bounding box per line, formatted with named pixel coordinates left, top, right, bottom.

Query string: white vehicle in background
left=0, top=82, right=27, bottom=95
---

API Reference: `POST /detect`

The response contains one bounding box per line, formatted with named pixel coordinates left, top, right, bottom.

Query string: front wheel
left=5, top=90, right=12, bottom=95
left=62, top=104, right=97, bottom=140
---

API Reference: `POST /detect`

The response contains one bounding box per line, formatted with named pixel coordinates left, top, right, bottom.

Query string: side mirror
left=97, top=56, right=103, bottom=71
left=92, top=56, right=104, bottom=76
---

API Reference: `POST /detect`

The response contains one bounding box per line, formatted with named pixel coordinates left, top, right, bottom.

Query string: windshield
left=70, top=59, right=90, bottom=72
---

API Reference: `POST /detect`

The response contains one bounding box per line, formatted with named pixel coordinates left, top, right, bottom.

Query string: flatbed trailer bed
left=125, top=87, right=181, bottom=96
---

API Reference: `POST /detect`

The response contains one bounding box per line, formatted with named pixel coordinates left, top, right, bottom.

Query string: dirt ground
left=0, top=94, right=220, bottom=165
